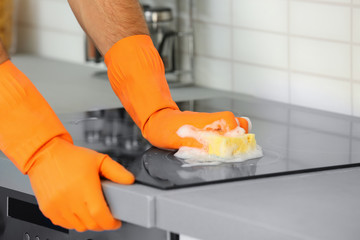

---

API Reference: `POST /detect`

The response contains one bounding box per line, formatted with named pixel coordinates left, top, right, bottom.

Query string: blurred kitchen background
left=8, top=0, right=360, bottom=117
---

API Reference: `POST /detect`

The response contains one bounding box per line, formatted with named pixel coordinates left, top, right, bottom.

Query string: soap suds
left=175, top=120, right=263, bottom=167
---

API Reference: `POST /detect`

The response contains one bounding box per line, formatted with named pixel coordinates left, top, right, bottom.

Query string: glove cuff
left=0, top=60, right=72, bottom=174
left=104, top=35, right=179, bottom=133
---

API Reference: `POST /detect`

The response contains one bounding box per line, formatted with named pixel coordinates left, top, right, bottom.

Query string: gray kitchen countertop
left=1, top=55, right=360, bottom=240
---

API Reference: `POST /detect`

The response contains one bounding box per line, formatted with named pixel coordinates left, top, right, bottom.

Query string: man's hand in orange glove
left=27, top=138, right=134, bottom=231
left=0, top=42, right=134, bottom=232
left=67, top=1, right=250, bottom=150
left=105, top=35, right=250, bottom=150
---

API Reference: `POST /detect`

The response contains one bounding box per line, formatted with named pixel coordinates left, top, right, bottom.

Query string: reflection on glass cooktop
left=61, top=97, right=360, bottom=189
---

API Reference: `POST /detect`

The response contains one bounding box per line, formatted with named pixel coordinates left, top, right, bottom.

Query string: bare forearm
left=68, top=0, right=149, bottom=55
left=0, top=40, right=9, bottom=64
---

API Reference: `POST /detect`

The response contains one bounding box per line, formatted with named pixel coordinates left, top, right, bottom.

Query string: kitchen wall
left=16, top=0, right=85, bottom=63
left=15, top=0, right=360, bottom=117
left=193, top=0, right=360, bottom=117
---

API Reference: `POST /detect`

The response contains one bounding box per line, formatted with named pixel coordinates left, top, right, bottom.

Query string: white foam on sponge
left=175, top=120, right=263, bottom=167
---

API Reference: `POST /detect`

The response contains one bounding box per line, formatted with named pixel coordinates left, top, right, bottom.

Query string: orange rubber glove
left=105, top=35, right=250, bottom=150
left=0, top=60, right=134, bottom=232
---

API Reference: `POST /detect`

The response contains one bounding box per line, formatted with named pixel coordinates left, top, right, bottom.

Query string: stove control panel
left=0, top=186, right=170, bottom=240
left=0, top=186, right=70, bottom=240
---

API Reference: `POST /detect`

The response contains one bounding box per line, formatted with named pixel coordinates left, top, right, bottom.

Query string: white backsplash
left=16, top=0, right=85, bottom=63
left=193, top=0, right=360, bottom=117
left=15, top=0, right=360, bottom=116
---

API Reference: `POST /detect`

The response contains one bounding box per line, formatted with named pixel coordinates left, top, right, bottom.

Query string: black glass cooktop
left=61, top=97, right=360, bottom=189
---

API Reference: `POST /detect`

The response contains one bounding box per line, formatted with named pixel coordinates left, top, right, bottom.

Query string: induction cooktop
left=61, top=97, right=360, bottom=189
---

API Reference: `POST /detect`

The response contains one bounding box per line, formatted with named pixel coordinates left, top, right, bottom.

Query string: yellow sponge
left=207, top=134, right=257, bottom=158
